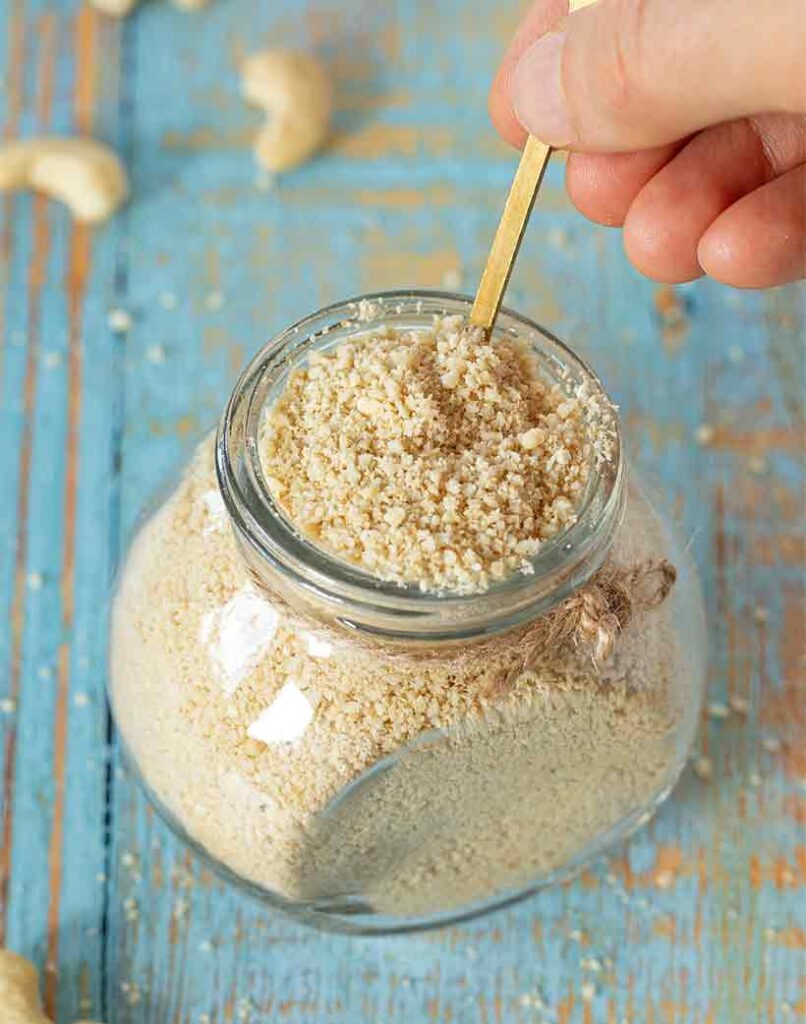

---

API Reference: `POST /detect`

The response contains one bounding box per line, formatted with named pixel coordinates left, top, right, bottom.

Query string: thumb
left=510, top=0, right=806, bottom=151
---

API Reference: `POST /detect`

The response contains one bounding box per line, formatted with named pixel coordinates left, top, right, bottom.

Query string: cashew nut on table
left=89, top=0, right=209, bottom=16
left=0, top=137, right=128, bottom=225
left=0, top=950, right=102, bottom=1024
left=241, top=49, right=333, bottom=173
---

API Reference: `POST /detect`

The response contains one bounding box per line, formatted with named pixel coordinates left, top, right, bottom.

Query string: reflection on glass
left=199, top=584, right=279, bottom=695
left=304, top=633, right=333, bottom=658
left=201, top=488, right=227, bottom=534
left=247, top=681, right=315, bottom=745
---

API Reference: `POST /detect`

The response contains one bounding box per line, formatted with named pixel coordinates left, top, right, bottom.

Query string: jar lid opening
left=217, top=290, right=624, bottom=640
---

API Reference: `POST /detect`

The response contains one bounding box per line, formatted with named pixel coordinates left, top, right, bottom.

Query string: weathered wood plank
left=0, top=3, right=126, bottom=1022
left=0, top=0, right=802, bottom=1021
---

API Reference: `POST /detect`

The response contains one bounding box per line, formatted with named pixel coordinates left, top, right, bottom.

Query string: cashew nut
left=88, top=0, right=138, bottom=15
left=0, top=137, right=129, bottom=224
left=89, top=0, right=209, bottom=16
left=0, top=949, right=103, bottom=1024
left=241, top=50, right=333, bottom=173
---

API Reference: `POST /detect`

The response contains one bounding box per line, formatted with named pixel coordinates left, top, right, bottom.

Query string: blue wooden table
left=0, top=1, right=803, bottom=1021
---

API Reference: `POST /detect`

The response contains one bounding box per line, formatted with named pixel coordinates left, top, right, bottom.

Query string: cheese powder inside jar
left=110, top=293, right=706, bottom=932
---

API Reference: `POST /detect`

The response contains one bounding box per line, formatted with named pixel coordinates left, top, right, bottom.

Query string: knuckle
left=594, top=0, right=654, bottom=120
left=748, top=113, right=806, bottom=175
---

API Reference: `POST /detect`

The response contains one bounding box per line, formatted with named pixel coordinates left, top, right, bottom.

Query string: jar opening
left=217, top=291, right=624, bottom=641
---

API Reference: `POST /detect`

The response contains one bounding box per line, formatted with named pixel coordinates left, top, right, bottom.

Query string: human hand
left=489, top=0, right=806, bottom=288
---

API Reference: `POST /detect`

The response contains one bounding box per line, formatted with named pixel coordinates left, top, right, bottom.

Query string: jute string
left=247, top=554, right=677, bottom=679
left=533, top=557, right=677, bottom=665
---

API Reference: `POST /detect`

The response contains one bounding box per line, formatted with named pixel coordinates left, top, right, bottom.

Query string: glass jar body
left=108, top=295, right=706, bottom=933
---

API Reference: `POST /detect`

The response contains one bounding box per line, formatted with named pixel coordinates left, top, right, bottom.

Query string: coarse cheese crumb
left=693, top=755, right=713, bottom=780
left=695, top=423, right=715, bottom=446
left=146, top=344, right=166, bottom=365
left=121, top=979, right=143, bottom=1006
left=261, top=316, right=600, bottom=593
left=108, top=308, right=133, bottom=333
left=654, top=868, right=675, bottom=889
left=442, top=267, right=463, bottom=290
left=728, top=694, right=749, bottom=715
left=707, top=702, right=729, bottom=720
left=42, top=350, right=63, bottom=369
left=255, top=168, right=277, bottom=192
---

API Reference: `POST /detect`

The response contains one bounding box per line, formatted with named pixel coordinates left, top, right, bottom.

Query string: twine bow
left=246, top=547, right=677, bottom=684
left=545, top=558, right=677, bottom=664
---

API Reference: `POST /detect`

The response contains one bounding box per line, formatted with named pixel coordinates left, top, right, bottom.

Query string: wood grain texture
left=0, top=1, right=803, bottom=1022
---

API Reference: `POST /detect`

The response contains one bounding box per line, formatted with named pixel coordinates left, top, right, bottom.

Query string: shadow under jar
left=109, top=291, right=706, bottom=934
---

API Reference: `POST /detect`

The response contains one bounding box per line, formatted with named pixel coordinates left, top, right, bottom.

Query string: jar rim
left=216, top=289, right=625, bottom=640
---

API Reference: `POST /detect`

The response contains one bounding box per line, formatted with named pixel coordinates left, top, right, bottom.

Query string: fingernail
left=512, top=31, right=575, bottom=147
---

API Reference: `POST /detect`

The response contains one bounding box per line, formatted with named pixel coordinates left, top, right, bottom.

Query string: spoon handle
left=470, top=0, right=597, bottom=334
left=469, top=134, right=552, bottom=333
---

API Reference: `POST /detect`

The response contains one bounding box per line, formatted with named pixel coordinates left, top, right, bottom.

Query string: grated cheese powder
left=260, top=316, right=596, bottom=592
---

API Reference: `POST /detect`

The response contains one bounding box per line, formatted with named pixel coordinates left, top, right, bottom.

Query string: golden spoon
left=469, top=134, right=552, bottom=333
left=470, top=0, right=593, bottom=334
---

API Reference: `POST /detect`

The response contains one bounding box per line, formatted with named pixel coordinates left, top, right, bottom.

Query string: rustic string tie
left=491, top=557, right=678, bottom=695
left=247, top=555, right=677, bottom=683
left=544, top=558, right=678, bottom=665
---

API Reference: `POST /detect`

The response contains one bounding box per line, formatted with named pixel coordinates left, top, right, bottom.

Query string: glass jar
left=109, top=291, right=706, bottom=934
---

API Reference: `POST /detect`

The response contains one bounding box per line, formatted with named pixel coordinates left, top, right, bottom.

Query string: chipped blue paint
left=0, top=1, right=803, bottom=1022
